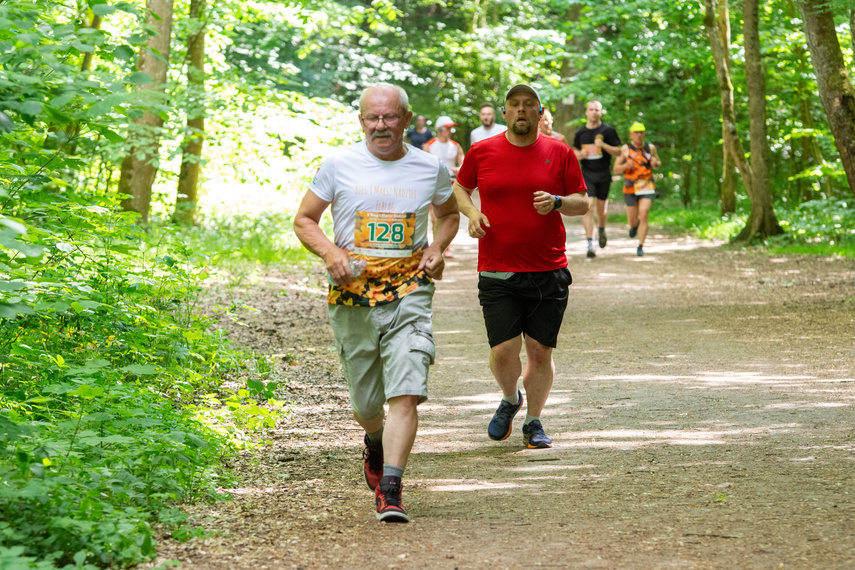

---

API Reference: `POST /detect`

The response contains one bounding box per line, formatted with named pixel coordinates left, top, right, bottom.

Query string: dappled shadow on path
left=147, top=222, right=855, bottom=569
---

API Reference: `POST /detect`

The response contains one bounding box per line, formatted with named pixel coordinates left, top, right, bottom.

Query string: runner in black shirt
left=573, top=101, right=621, bottom=258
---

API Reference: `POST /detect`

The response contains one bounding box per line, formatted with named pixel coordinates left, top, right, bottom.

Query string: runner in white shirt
left=424, top=116, right=464, bottom=257
left=424, top=116, right=464, bottom=179
left=294, top=83, right=459, bottom=524
left=469, top=102, right=507, bottom=145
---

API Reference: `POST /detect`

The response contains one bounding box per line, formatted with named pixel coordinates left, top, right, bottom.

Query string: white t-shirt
left=424, top=138, right=461, bottom=179
left=470, top=123, right=507, bottom=145
left=309, top=141, right=453, bottom=306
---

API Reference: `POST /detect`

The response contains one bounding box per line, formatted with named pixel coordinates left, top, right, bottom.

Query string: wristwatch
left=553, top=196, right=562, bottom=211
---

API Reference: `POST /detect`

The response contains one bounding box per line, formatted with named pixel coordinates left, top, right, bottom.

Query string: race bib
left=354, top=211, right=416, bottom=258
left=582, top=143, right=602, bottom=160
left=634, top=179, right=655, bottom=195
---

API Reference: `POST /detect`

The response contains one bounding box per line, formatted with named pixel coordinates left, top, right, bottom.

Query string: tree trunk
left=554, top=5, right=586, bottom=139
left=691, top=98, right=703, bottom=203
left=716, top=0, right=737, bottom=214
left=703, top=0, right=754, bottom=203
left=80, top=14, right=102, bottom=73
left=118, top=0, right=174, bottom=224
left=850, top=9, right=855, bottom=61
left=174, top=0, right=207, bottom=226
left=793, top=37, right=833, bottom=199
left=799, top=0, right=855, bottom=198
left=738, top=0, right=782, bottom=241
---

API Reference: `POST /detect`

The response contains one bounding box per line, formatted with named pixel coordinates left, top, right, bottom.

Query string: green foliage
left=768, top=199, right=855, bottom=256
left=0, top=4, right=291, bottom=567
left=0, top=187, right=289, bottom=566
left=648, top=198, right=855, bottom=257
left=649, top=203, right=748, bottom=241
left=178, top=210, right=321, bottom=267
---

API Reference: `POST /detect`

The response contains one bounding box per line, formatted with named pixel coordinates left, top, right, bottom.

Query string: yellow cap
left=629, top=122, right=646, bottom=133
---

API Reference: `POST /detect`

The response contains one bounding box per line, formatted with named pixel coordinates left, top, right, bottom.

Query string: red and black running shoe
left=375, top=475, right=409, bottom=523
left=362, top=434, right=383, bottom=491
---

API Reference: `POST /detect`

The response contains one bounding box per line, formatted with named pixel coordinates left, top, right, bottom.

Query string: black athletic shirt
left=407, top=128, right=434, bottom=150
left=573, top=123, right=621, bottom=182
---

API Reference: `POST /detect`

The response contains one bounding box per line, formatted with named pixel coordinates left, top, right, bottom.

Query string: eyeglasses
left=362, top=114, right=403, bottom=127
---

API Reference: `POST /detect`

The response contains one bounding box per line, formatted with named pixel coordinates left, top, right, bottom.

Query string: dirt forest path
left=148, top=218, right=855, bottom=569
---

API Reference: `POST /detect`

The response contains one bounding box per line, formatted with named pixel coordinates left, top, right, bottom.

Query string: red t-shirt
left=457, top=134, right=587, bottom=272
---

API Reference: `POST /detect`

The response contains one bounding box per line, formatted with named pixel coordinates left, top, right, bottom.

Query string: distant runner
left=614, top=122, right=661, bottom=257
left=573, top=101, right=621, bottom=258
left=425, top=116, right=464, bottom=258
left=538, top=108, right=567, bottom=144
left=470, top=102, right=507, bottom=146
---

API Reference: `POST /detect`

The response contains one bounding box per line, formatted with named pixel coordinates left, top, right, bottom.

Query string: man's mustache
left=371, top=130, right=393, bottom=140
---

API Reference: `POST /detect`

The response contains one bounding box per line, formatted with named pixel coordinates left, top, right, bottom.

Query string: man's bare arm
left=533, top=191, right=589, bottom=217
left=293, top=191, right=353, bottom=284
left=419, top=194, right=460, bottom=280
left=452, top=180, right=490, bottom=238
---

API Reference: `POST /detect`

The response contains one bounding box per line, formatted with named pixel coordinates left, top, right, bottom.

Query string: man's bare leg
left=521, top=336, right=554, bottom=418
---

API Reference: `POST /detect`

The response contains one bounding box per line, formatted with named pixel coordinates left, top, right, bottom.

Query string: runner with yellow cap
left=614, top=122, right=661, bottom=257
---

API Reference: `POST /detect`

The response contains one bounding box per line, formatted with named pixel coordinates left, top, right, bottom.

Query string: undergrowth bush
left=1, top=195, right=285, bottom=567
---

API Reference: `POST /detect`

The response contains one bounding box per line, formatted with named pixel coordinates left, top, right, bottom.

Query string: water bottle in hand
left=327, top=258, right=367, bottom=285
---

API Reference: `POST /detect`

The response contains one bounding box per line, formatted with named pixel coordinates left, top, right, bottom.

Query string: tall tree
left=553, top=4, right=586, bottom=139
left=739, top=0, right=782, bottom=240
left=717, top=0, right=737, bottom=213
left=118, top=0, right=175, bottom=223
left=703, top=0, right=755, bottom=208
left=799, top=0, right=855, bottom=197
left=174, top=0, right=207, bottom=226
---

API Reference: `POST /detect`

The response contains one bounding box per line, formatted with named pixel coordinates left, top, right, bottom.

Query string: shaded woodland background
left=1, top=0, right=854, bottom=567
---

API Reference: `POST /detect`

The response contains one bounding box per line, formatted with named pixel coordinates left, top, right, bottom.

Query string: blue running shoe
left=629, top=225, right=638, bottom=238
left=488, top=389, right=523, bottom=441
left=522, top=420, right=553, bottom=449
left=637, top=245, right=644, bottom=257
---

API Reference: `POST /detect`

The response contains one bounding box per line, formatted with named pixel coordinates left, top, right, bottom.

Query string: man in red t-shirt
left=453, top=84, right=588, bottom=449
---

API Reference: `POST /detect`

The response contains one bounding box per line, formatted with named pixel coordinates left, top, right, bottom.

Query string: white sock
left=502, top=390, right=519, bottom=405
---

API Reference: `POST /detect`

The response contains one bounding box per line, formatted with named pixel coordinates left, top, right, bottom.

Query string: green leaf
left=127, top=72, right=153, bottom=85
left=71, top=41, right=95, bottom=53
left=92, top=3, right=117, bottom=16
left=120, top=364, right=158, bottom=375
left=186, top=433, right=209, bottom=449
left=21, top=100, right=43, bottom=115
left=98, top=127, right=124, bottom=143
left=114, top=2, right=139, bottom=15
left=51, top=91, right=76, bottom=108
left=65, top=359, right=110, bottom=376
left=0, top=218, right=27, bottom=235
left=87, top=94, right=125, bottom=118
left=68, top=384, right=105, bottom=399
left=0, top=302, right=34, bottom=319
left=0, top=281, right=26, bottom=291
left=114, top=45, right=135, bottom=61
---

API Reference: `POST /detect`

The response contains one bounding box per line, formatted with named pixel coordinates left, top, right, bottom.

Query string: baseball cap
left=435, top=116, right=457, bottom=130
left=630, top=122, right=646, bottom=132
left=504, top=84, right=541, bottom=104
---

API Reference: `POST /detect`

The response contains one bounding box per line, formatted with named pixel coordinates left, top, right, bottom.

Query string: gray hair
left=358, top=83, right=409, bottom=115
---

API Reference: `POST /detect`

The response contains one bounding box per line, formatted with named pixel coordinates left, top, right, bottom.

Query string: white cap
left=435, top=116, right=457, bottom=130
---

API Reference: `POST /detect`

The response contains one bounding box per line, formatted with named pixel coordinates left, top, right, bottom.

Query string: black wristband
left=553, top=195, right=562, bottom=211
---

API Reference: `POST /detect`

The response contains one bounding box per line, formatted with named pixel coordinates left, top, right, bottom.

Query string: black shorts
left=624, top=192, right=659, bottom=206
left=584, top=173, right=612, bottom=201
left=478, top=268, right=572, bottom=348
